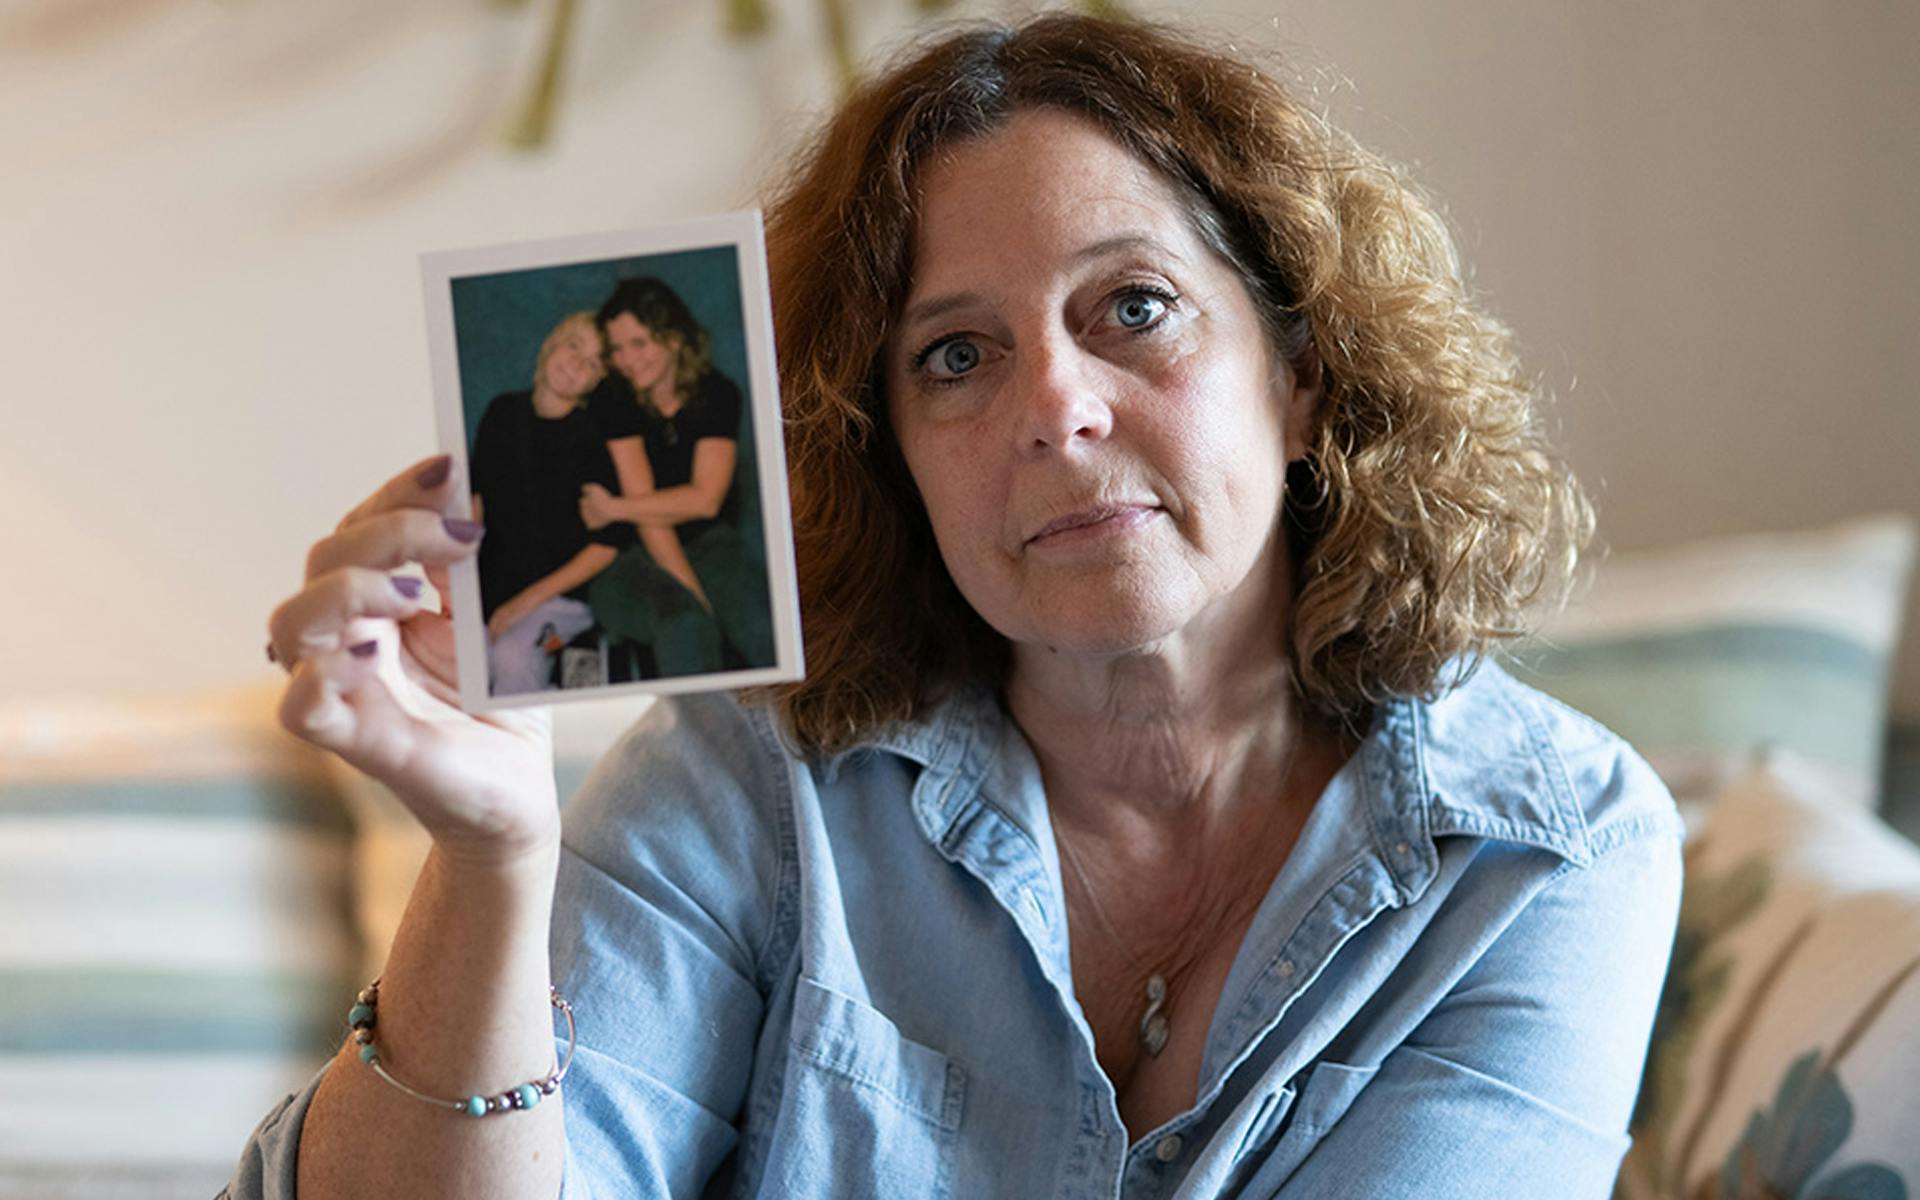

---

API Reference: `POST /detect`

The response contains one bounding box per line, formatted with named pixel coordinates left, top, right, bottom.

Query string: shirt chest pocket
left=755, top=977, right=967, bottom=1199
left=1225, top=1059, right=1380, bottom=1196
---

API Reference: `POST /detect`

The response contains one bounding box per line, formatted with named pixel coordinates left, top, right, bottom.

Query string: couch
left=2, top=516, right=1914, bottom=1199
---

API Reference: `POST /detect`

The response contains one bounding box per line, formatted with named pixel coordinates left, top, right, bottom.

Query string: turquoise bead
left=347, top=1004, right=374, bottom=1027
left=358, top=1045, right=378, bottom=1064
left=517, top=1084, right=541, bottom=1110
left=466, top=1095, right=487, bottom=1117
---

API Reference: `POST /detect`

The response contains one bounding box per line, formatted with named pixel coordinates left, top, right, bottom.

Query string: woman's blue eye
left=928, top=338, right=981, bottom=378
left=1114, top=292, right=1168, bottom=329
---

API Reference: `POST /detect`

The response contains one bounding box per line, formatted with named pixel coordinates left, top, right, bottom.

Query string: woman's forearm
left=524, top=544, right=618, bottom=610
left=297, top=842, right=564, bottom=1200
left=603, top=483, right=720, bottom=526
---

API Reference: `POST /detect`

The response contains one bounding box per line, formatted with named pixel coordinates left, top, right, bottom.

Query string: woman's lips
left=1025, top=503, right=1160, bottom=547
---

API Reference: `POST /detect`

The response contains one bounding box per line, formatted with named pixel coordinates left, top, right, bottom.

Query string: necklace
left=1054, top=827, right=1172, bottom=1057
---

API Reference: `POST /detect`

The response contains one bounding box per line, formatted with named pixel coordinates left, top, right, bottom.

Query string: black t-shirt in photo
left=469, top=391, right=634, bottom=620
left=590, top=370, right=744, bottom=543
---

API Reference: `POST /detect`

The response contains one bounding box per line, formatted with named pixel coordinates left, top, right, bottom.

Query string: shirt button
left=1394, top=841, right=1411, bottom=857
left=1155, top=1134, right=1183, bottom=1163
left=1277, top=959, right=1295, bottom=977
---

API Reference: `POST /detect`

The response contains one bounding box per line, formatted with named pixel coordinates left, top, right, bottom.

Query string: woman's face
left=885, top=108, right=1317, bottom=658
left=541, top=327, right=605, bottom=400
left=605, top=313, right=678, bottom=394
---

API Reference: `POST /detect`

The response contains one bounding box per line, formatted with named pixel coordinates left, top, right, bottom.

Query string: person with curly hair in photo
left=576, top=276, right=776, bottom=677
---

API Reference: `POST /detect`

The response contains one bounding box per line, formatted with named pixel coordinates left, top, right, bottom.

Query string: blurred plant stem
left=505, top=0, right=578, bottom=150
left=498, top=0, right=1126, bottom=149
left=726, top=0, right=772, bottom=38
left=822, top=0, right=856, bottom=93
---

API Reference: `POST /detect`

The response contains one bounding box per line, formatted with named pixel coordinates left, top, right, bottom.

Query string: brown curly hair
left=750, top=12, right=1592, bottom=753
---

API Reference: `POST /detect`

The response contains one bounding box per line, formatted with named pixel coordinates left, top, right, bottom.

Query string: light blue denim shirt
left=225, top=662, right=1681, bottom=1199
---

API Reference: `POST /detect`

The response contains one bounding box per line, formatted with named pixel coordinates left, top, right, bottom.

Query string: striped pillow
left=1509, top=515, right=1917, bottom=809
left=0, top=685, right=356, bottom=1200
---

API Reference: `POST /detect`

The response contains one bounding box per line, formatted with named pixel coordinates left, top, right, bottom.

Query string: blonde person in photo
left=243, top=14, right=1679, bottom=1199
left=467, top=313, right=705, bottom=695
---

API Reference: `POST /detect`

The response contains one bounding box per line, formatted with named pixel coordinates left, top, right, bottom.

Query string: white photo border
left=419, top=211, right=803, bottom=711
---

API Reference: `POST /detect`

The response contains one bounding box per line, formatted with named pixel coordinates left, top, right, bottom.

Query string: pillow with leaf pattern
left=1617, top=750, right=1919, bottom=1200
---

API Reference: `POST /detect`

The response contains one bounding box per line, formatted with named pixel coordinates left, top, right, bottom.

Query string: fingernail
left=444, top=517, right=483, bottom=543
left=415, top=455, right=452, bottom=489
left=391, top=576, right=425, bottom=600
left=347, top=640, right=378, bottom=659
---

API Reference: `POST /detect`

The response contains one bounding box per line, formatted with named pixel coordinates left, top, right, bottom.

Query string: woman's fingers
left=277, top=644, right=379, bottom=757
left=306, top=507, right=483, bottom=583
left=276, top=637, right=419, bottom=778
left=335, top=453, right=459, bottom=534
left=268, top=567, right=427, bottom=666
left=398, top=614, right=460, bottom=699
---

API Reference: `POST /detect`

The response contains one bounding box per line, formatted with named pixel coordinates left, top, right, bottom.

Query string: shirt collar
left=1363, top=663, right=1597, bottom=895
left=835, top=661, right=1595, bottom=883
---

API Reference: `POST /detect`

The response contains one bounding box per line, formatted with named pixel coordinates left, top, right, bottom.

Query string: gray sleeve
left=217, top=1062, right=331, bottom=1199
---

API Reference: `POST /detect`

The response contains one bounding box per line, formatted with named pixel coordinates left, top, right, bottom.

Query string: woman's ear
left=1280, top=353, right=1324, bottom=463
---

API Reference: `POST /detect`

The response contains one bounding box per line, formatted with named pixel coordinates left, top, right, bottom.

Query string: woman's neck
left=649, top=374, right=683, bottom=417
left=1006, top=542, right=1322, bottom=839
left=530, top=383, right=581, bottom=419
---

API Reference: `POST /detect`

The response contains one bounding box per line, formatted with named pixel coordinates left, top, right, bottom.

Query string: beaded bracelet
left=346, top=979, right=576, bottom=1117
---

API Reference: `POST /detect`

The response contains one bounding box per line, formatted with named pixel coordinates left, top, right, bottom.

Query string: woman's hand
left=268, top=454, right=560, bottom=868
left=578, top=481, right=615, bottom=530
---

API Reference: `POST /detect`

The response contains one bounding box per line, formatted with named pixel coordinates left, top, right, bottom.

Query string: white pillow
left=1511, top=514, right=1917, bottom=809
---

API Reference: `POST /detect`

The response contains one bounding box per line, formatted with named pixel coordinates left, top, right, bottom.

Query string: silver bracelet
left=346, top=978, right=577, bottom=1117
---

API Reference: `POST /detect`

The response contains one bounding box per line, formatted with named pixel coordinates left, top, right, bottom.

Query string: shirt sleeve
left=550, top=694, right=790, bottom=1198
left=216, top=697, right=786, bottom=1200
left=469, top=395, right=513, bottom=506
left=217, top=1064, right=330, bottom=1199
left=590, top=376, right=644, bottom=443
left=1255, top=825, right=1683, bottom=1200
left=689, top=374, right=742, bottom=444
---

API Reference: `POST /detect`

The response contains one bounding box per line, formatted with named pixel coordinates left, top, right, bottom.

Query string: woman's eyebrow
left=1067, top=232, right=1183, bottom=267
left=901, top=290, right=988, bottom=332
left=898, top=234, right=1184, bottom=337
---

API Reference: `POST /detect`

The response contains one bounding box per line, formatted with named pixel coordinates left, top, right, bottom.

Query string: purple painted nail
left=347, top=640, right=378, bottom=659
left=443, top=517, right=483, bottom=543
left=415, top=456, right=452, bottom=489
left=391, top=576, right=425, bottom=600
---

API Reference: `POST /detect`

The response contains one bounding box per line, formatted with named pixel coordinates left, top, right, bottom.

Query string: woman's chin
left=1001, top=594, right=1200, bottom=661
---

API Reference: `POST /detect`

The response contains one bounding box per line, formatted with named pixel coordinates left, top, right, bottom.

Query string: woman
left=579, top=276, right=776, bottom=676
left=468, top=313, right=630, bottom=695
left=245, top=14, right=1678, bottom=1199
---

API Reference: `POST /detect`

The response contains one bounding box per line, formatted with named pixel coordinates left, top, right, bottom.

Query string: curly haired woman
left=244, top=13, right=1678, bottom=1199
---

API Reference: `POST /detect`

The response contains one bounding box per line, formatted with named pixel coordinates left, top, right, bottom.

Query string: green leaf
left=1766, top=1055, right=1851, bottom=1191
left=1802, top=1162, right=1909, bottom=1200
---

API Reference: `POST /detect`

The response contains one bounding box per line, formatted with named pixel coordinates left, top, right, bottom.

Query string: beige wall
left=2, top=0, right=1915, bottom=713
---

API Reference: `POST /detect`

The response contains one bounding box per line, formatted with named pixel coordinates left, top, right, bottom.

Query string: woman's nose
left=1011, top=337, right=1113, bottom=455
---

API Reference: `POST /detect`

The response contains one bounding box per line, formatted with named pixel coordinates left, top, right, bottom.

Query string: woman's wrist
left=427, top=820, right=564, bottom=884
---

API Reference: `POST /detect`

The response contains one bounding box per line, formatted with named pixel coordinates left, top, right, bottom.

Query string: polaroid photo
left=420, top=211, right=802, bottom=711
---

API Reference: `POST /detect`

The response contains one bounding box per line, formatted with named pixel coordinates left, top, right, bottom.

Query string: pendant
left=1139, top=973, right=1170, bottom=1057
